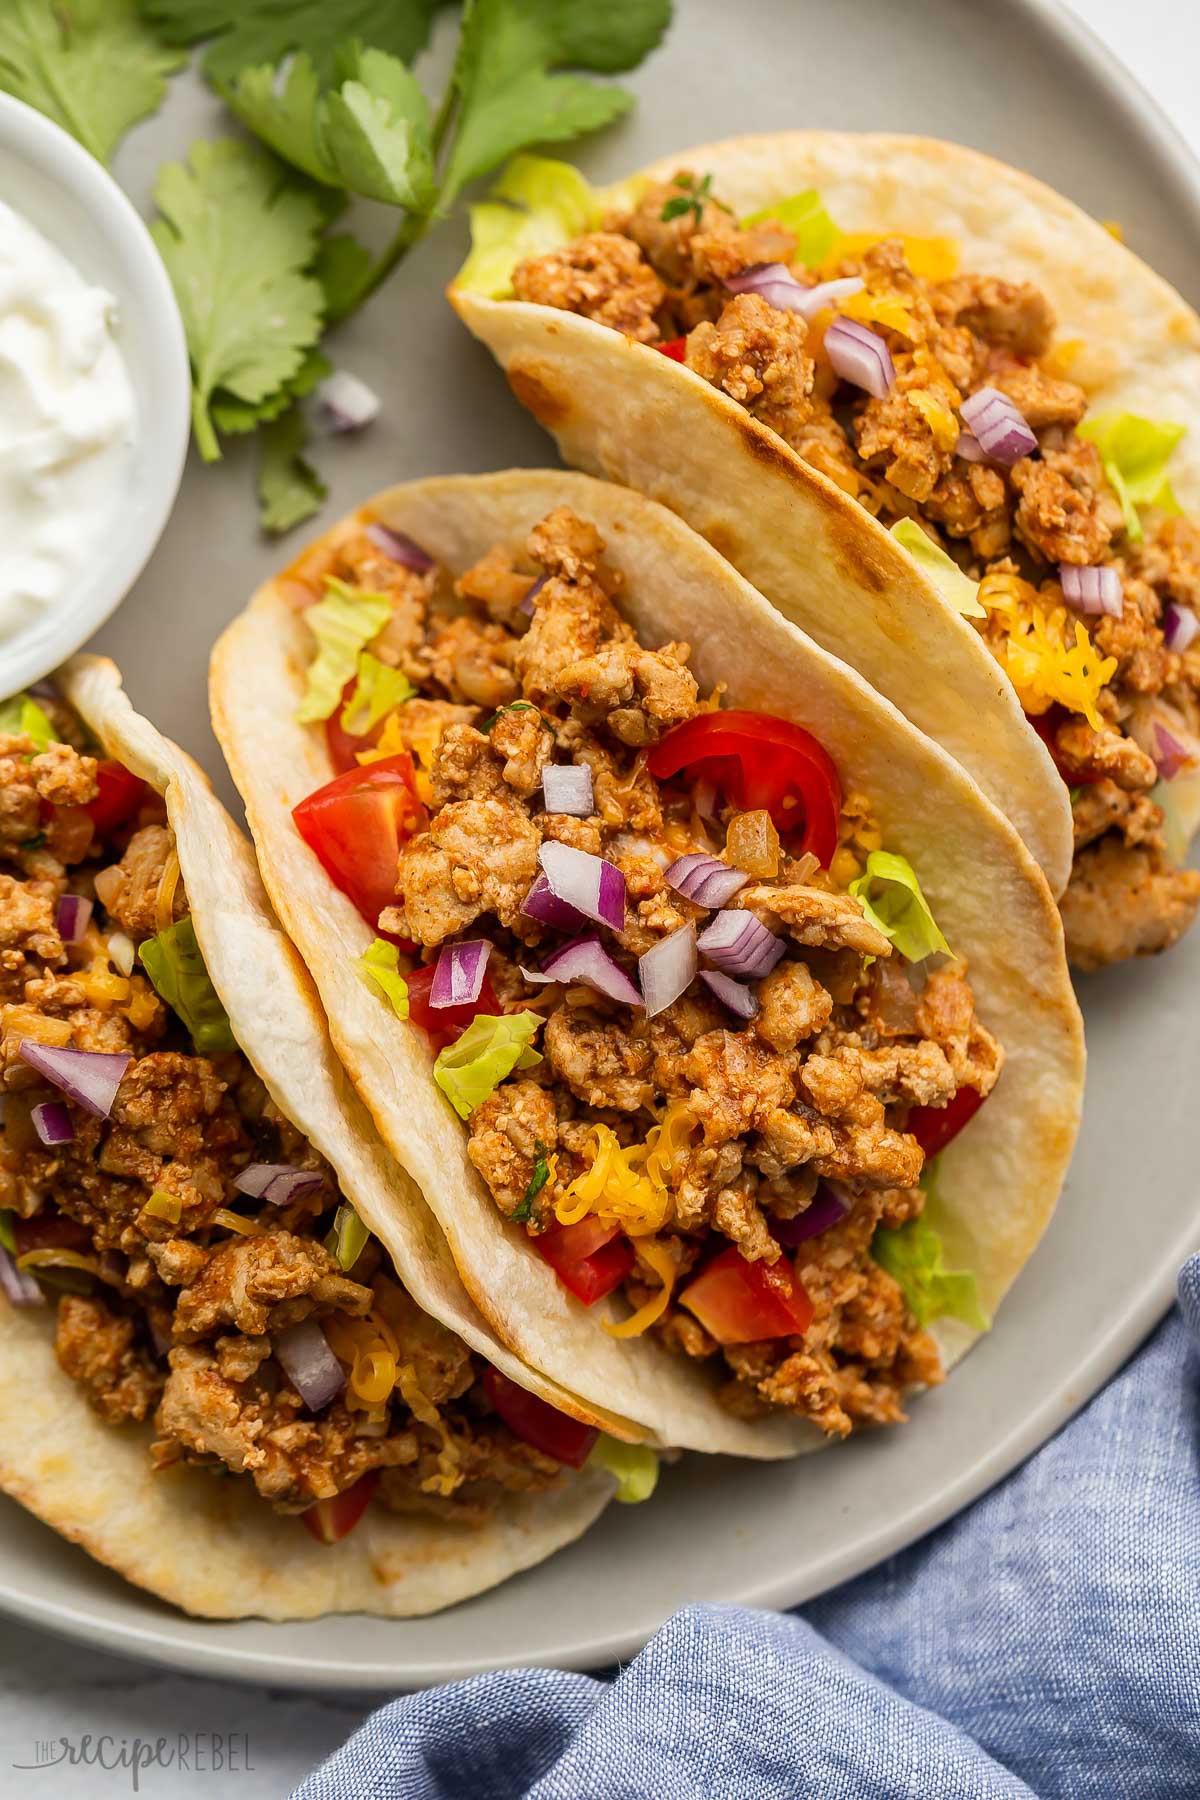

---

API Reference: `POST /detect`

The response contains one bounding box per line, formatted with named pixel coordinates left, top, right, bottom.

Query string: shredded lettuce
left=341, top=652, right=415, bottom=737
left=850, top=850, right=950, bottom=963
left=587, top=1434, right=660, bottom=1504
left=139, top=915, right=237, bottom=1053
left=296, top=578, right=391, bottom=724
left=0, top=1212, right=15, bottom=1253
left=873, top=1163, right=988, bottom=1331
left=327, top=1203, right=371, bottom=1272
left=355, top=938, right=409, bottom=1018
left=433, top=1010, right=542, bottom=1119
left=890, top=519, right=985, bottom=619
left=456, top=154, right=603, bottom=300
left=0, top=693, right=56, bottom=753
left=1078, top=411, right=1185, bottom=545
left=742, top=188, right=837, bottom=268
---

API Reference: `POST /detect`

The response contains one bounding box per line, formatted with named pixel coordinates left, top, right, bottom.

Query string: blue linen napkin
left=295, top=1258, right=1200, bottom=1799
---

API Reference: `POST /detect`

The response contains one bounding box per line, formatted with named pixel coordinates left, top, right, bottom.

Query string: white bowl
left=0, top=94, right=190, bottom=699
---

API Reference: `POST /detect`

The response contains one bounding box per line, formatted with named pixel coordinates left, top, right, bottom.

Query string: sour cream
left=0, top=200, right=137, bottom=648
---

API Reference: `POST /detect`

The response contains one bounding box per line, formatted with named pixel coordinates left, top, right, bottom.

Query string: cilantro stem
left=338, top=208, right=432, bottom=317
left=191, top=391, right=221, bottom=463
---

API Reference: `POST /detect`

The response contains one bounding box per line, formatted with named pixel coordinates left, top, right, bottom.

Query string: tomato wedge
left=1026, top=707, right=1102, bottom=788
left=405, top=962, right=502, bottom=1052
left=906, top=1083, right=986, bottom=1159
left=482, top=1367, right=599, bottom=1468
left=12, top=1213, right=92, bottom=1256
left=536, top=1216, right=635, bottom=1307
left=680, top=1245, right=814, bottom=1345
left=85, top=761, right=147, bottom=838
left=324, top=678, right=390, bottom=774
left=293, top=755, right=425, bottom=936
left=656, top=336, right=687, bottom=361
left=646, top=710, right=843, bottom=866
left=301, top=1471, right=379, bottom=1545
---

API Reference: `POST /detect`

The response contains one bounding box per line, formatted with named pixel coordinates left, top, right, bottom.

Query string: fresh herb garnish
left=480, top=699, right=541, bottom=731
left=20, top=835, right=47, bottom=852
left=660, top=171, right=727, bottom=226
left=512, top=1137, right=551, bottom=1222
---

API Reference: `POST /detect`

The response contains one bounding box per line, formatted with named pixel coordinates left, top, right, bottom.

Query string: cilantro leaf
left=314, top=233, right=376, bottom=325
left=512, top=1138, right=552, bottom=1222
left=0, top=0, right=184, bottom=165
left=150, top=140, right=327, bottom=462
left=141, top=0, right=449, bottom=87
left=210, top=348, right=331, bottom=436
left=258, top=407, right=327, bottom=535
left=440, top=0, right=672, bottom=205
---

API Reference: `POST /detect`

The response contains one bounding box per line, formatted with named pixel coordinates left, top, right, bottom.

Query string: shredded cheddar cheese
left=212, top=1208, right=264, bottom=1237
left=556, top=1102, right=697, bottom=1239
left=396, top=1360, right=463, bottom=1497
left=825, top=231, right=959, bottom=281
left=980, top=571, right=1117, bottom=729
left=838, top=288, right=918, bottom=339
left=907, top=389, right=961, bottom=453
left=154, top=848, right=181, bottom=935
left=603, top=1236, right=676, bottom=1339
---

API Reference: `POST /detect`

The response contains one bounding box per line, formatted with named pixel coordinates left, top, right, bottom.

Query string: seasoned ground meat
left=512, top=232, right=666, bottom=343
left=685, top=293, right=816, bottom=447
left=55, top=1292, right=162, bottom=1424
left=1060, top=838, right=1200, bottom=969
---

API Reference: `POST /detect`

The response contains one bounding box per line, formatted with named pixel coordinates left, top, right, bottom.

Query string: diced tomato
left=482, top=1366, right=599, bottom=1468
left=404, top=962, right=502, bottom=1052
left=656, top=336, right=687, bottom=361
left=12, top=1213, right=92, bottom=1256
left=646, top=710, right=843, bottom=867
left=301, top=1471, right=379, bottom=1545
left=1026, top=707, right=1102, bottom=788
left=293, top=755, right=426, bottom=937
left=324, top=679, right=388, bottom=775
left=680, top=1245, right=814, bottom=1345
left=85, top=761, right=147, bottom=838
left=536, top=1216, right=636, bottom=1307
left=906, top=1083, right=986, bottom=1159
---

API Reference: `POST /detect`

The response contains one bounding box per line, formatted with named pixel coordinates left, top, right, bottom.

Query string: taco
left=449, top=134, right=1200, bottom=967
left=210, top=470, right=1083, bottom=1458
left=0, top=658, right=628, bottom=1622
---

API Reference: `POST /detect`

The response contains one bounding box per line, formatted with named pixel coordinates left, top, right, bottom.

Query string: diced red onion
left=638, top=926, right=697, bottom=1018
left=665, top=852, right=748, bottom=909
left=1059, top=563, right=1123, bottom=618
left=959, top=386, right=1037, bottom=465
left=17, top=1042, right=129, bottom=1120
left=234, top=1164, right=325, bottom=1205
left=521, top=932, right=642, bottom=1007
left=542, top=764, right=594, bottom=817
left=692, top=778, right=720, bottom=822
left=107, top=931, right=135, bottom=977
left=1163, top=602, right=1200, bottom=653
left=825, top=315, right=895, bottom=398
left=30, top=1101, right=74, bottom=1147
left=1155, top=724, right=1193, bottom=781
left=316, top=370, right=380, bottom=433
left=538, top=841, right=625, bottom=931
left=55, top=894, right=92, bottom=944
left=770, top=1181, right=852, bottom=1246
left=431, top=938, right=492, bottom=1008
left=519, top=574, right=547, bottom=617
left=365, top=522, right=434, bottom=573
left=697, top=910, right=785, bottom=978
left=724, top=264, right=865, bottom=322
left=274, top=1318, right=345, bottom=1412
left=699, top=969, right=759, bottom=1019
left=0, top=1244, right=43, bottom=1309
left=955, top=430, right=987, bottom=462
left=521, top=873, right=586, bottom=932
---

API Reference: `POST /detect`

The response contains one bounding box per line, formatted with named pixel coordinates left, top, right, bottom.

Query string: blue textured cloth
left=295, top=1259, right=1200, bottom=1799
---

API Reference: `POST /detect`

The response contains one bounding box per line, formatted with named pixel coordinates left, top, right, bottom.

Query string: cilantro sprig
left=660, top=171, right=729, bottom=227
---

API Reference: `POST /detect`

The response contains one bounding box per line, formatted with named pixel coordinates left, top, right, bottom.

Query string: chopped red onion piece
left=519, top=574, right=547, bottom=617
left=30, top=1100, right=74, bottom=1147
left=431, top=939, right=492, bottom=1008
left=639, top=926, right=697, bottom=1018
left=542, top=763, right=594, bottom=817
left=1059, top=563, right=1123, bottom=618
left=0, top=1244, right=43, bottom=1309
left=955, top=430, right=987, bottom=462
left=697, top=910, right=785, bottom=978
left=1163, top=602, right=1200, bottom=653
left=770, top=1181, right=852, bottom=1246
left=1155, top=724, right=1193, bottom=781
left=521, top=873, right=586, bottom=932
left=365, top=522, right=434, bottom=573
left=724, top=264, right=865, bottom=321
left=107, top=931, right=135, bottom=977
left=825, top=315, right=895, bottom=398
left=665, top=852, right=748, bottom=909
left=234, top=1163, right=325, bottom=1205
left=959, top=386, right=1038, bottom=465
left=274, top=1318, right=345, bottom=1412
left=699, top=969, right=758, bottom=1020
left=316, top=370, right=380, bottom=433
left=17, top=1042, right=129, bottom=1120
left=55, top=894, right=92, bottom=944
left=538, top=841, right=625, bottom=931
left=521, top=932, right=642, bottom=1007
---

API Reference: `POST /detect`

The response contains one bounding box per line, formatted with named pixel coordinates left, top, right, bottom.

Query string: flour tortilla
left=450, top=133, right=1200, bottom=884
left=209, top=470, right=1085, bottom=1461
left=0, top=656, right=614, bottom=1620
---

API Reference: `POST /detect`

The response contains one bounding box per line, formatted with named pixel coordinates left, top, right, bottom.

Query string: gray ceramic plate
left=2, top=0, right=1198, bottom=1691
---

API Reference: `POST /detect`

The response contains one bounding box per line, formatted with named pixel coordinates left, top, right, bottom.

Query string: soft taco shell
left=0, top=656, right=614, bottom=1620
left=209, top=471, right=1085, bottom=1458
left=450, top=132, right=1200, bottom=885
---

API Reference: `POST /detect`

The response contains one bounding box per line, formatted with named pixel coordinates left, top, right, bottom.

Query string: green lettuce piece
left=1078, top=411, right=1186, bottom=545
left=434, top=1011, right=543, bottom=1119
left=850, top=850, right=950, bottom=963
left=341, top=653, right=416, bottom=736
left=455, top=154, right=602, bottom=300
left=742, top=187, right=837, bottom=268
left=890, top=519, right=985, bottom=619
left=139, top=915, right=237, bottom=1054
left=873, top=1167, right=988, bottom=1332
left=297, top=578, right=391, bottom=724
left=587, top=1434, right=660, bottom=1504
left=0, top=1212, right=15, bottom=1254
left=0, top=695, right=55, bottom=753
left=355, top=939, right=409, bottom=1019
left=326, top=1202, right=370, bottom=1273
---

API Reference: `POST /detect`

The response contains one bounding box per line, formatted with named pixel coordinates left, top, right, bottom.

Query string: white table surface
left=1, top=3, right=1195, bottom=1795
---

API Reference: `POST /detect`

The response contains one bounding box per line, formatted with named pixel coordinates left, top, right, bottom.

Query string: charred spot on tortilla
left=507, top=362, right=572, bottom=430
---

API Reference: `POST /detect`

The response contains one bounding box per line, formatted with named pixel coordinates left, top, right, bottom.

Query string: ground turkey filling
left=510, top=173, right=1200, bottom=970
left=298, top=507, right=1004, bottom=1438
left=0, top=717, right=564, bottom=1524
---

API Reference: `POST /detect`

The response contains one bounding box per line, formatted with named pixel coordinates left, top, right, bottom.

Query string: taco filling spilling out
left=0, top=697, right=609, bottom=1549
left=467, top=156, right=1200, bottom=969
left=286, top=506, right=999, bottom=1440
